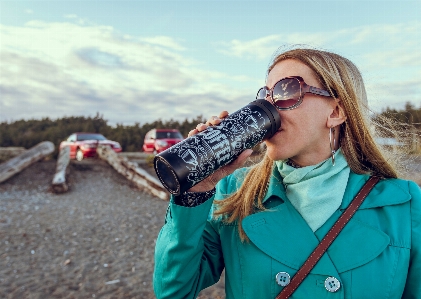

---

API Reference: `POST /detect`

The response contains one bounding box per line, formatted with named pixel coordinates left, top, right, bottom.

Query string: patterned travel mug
left=154, top=99, right=281, bottom=195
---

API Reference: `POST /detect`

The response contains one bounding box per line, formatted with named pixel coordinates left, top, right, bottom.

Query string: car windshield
left=156, top=131, right=183, bottom=139
left=77, top=134, right=107, bottom=141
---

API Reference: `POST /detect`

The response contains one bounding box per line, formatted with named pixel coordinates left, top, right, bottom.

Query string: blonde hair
left=214, top=47, right=399, bottom=241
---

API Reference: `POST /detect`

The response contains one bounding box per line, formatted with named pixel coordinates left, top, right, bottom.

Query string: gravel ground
left=0, top=159, right=225, bottom=299
left=0, top=154, right=419, bottom=299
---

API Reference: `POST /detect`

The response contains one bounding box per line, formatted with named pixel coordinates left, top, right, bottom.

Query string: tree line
left=0, top=102, right=420, bottom=157
left=373, top=102, right=421, bottom=139
left=376, top=102, right=421, bottom=126
left=0, top=113, right=206, bottom=157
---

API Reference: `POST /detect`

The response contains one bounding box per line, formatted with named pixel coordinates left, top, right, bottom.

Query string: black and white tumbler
left=154, top=99, right=281, bottom=195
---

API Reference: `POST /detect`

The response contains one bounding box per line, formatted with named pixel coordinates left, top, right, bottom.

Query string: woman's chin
left=265, top=146, right=288, bottom=162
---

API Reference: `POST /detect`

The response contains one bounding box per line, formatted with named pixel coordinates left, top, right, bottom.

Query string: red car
left=142, top=129, right=184, bottom=154
left=60, top=132, right=122, bottom=161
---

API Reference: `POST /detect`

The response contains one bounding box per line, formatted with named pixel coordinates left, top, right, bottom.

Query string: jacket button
left=325, top=276, right=341, bottom=292
left=275, top=272, right=290, bottom=286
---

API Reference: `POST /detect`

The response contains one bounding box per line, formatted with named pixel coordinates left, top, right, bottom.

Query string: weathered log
left=0, top=141, right=55, bottom=183
left=118, top=152, right=150, bottom=160
left=97, top=145, right=169, bottom=200
left=118, top=152, right=152, bottom=166
left=51, top=146, right=70, bottom=193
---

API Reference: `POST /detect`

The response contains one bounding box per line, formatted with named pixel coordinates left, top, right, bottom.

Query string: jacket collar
left=243, top=170, right=410, bottom=276
left=263, top=167, right=411, bottom=209
left=340, top=172, right=411, bottom=210
left=243, top=198, right=343, bottom=276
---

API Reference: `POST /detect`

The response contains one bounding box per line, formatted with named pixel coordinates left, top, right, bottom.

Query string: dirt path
left=0, top=159, right=225, bottom=299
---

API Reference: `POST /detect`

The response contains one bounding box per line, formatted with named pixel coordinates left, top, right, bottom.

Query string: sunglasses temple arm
left=309, top=86, right=332, bottom=97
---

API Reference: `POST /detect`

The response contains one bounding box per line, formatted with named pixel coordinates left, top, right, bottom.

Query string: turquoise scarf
left=275, top=149, right=350, bottom=232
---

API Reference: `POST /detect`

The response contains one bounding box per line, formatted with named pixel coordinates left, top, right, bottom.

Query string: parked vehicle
left=60, top=133, right=122, bottom=161
left=142, top=129, right=184, bottom=154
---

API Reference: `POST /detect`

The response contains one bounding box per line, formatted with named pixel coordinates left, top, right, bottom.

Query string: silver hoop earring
left=329, top=127, right=336, bottom=166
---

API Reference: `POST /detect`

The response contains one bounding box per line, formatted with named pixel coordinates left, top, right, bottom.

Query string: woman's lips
left=270, top=129, right=282, bottom=138
left=265, top=129, right=282, bottom=141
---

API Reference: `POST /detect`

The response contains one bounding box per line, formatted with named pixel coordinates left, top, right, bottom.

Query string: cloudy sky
left=1, top=0, right=420, bottom=126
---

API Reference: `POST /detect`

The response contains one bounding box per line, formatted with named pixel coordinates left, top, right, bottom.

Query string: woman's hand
left=186, top=111, right=253, bottom=193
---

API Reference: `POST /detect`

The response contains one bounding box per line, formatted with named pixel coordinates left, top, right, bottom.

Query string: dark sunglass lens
left=256, top=88, right=267, bottom=100
left=272, top=78, right=300, bottom=108
left=273, top=98, right=298, bottom=109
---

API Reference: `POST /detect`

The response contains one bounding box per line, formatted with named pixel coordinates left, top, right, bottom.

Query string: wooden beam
left=0, top=141, right=55, bottom=183
left=51, top=146, right=70, bottom=193
left=97, top=145, right=169, bottom=200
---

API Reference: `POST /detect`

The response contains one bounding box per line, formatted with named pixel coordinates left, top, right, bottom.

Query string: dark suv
left=142, top=129, right=184, bottom=154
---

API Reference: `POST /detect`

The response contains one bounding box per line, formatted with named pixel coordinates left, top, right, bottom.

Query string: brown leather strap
left=276, top=176, right=380, bottom=299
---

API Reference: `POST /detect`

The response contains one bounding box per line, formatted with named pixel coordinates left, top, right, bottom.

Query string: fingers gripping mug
left=154, top=99, right=281, bottom=195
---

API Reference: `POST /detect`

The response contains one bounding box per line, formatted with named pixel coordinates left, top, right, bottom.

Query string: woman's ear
left=326, top=98, right=347, bottom=128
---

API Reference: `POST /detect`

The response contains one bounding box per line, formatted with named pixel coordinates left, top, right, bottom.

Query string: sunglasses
left=256, top=76, right=335, bottom=110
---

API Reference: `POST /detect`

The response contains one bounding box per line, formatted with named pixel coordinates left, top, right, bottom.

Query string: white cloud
left=0, top=21, right=256, bottom=125
left=215, top=22, right=421, bottom=62
left=25, top=9, right=33, bottom=14
left=1, top=19, right=419, bottom=127
left=214, top=30, right=349, bottom=60
left=140, top=36, right=186, bottom=51
left=215, top=22, right=421, bottom=111
left=216, top=35, right=281, bottom=60
left=63, top=14, right=94, bottom=26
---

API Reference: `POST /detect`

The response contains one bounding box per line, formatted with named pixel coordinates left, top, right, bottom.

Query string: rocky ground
left=0, top=158, right=225, bottom=299
left=0, top=153, right=420, bottom=299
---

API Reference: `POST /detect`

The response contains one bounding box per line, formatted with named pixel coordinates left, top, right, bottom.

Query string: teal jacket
left=153, top=168, right=421, bottom=298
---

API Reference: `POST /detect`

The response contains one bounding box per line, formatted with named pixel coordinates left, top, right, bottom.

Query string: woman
left=153, top=48, right=421, bottom=298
